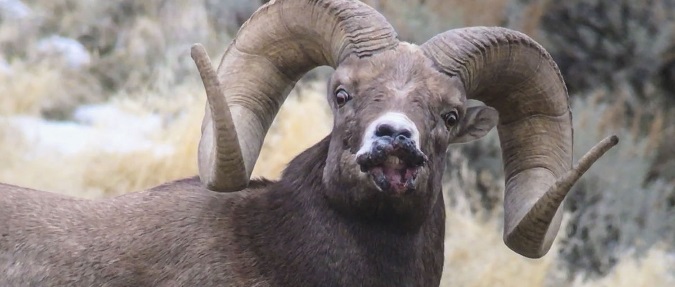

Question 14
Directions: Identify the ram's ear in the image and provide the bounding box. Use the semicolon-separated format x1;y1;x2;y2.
451;106;499;144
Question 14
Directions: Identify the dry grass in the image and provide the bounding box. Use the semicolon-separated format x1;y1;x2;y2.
251;81;333;179
0;83;202;198
569;247;674;287
0;62;58;115
0;62;96;117
0;79;329;196
440;205;558;286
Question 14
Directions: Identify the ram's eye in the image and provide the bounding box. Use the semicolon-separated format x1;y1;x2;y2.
441;111;459;127
335;88;352;107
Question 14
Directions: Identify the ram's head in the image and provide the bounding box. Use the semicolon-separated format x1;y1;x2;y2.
192;0;617;258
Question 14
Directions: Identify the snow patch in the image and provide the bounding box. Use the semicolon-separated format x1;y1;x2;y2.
0;56;10;75
0;0;32;21
36;35;91;69
73;104;164;137
4;104;174;157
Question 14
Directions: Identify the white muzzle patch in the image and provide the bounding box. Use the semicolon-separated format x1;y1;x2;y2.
356;112;421;158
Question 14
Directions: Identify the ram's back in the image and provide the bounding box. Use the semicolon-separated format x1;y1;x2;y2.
0;177;253;286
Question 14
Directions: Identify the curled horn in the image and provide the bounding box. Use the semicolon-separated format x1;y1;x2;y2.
421;27;618;258
193;0;399;191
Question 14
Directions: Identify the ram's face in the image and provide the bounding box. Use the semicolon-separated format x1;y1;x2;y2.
322;44;498;208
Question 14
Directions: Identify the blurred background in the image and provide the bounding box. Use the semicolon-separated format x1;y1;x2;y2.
0;0;673;285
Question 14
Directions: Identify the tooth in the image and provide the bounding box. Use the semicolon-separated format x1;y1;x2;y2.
385;156;400;166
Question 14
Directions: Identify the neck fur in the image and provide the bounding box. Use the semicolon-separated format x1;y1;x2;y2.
229;135;445;286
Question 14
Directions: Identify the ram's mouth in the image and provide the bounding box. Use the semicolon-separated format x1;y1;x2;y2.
356;138;428;195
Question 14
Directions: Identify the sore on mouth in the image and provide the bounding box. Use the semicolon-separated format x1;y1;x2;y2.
356;137;427;194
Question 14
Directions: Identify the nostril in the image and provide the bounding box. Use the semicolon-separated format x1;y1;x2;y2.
375;123;412;140
375;124;395;137
399;130;412;139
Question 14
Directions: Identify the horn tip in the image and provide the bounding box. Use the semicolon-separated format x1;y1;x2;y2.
610;135;619;145
191;43;205;50
191;43;207;59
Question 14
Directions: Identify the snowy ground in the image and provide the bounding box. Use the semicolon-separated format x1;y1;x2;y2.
3;104;174;157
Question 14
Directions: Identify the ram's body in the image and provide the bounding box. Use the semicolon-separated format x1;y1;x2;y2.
0;0;617;286
1;177;248;286
0;138;444;286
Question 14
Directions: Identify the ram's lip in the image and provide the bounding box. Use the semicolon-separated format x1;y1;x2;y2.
365;156;422;194
356;141;427;194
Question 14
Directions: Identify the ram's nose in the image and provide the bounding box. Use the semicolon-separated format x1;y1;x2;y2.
357;112;422;158
370;112;419;142
375;123;412;142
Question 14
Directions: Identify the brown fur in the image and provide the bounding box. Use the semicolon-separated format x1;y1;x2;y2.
0;137;444;286
0;44;498;286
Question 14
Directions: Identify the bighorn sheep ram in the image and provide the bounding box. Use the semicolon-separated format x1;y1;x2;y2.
1;0;618;285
